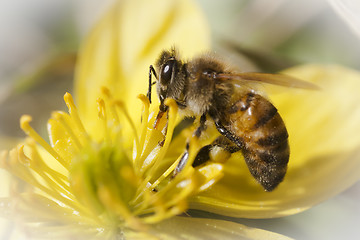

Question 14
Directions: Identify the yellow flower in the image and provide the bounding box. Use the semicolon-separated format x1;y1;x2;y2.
1;0;360;239
0;0;292;239
0;88;290;238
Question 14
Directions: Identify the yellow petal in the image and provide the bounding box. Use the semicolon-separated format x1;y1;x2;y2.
0;193;100;239
74;0;210;138
138;216;293;240
190;64;360;218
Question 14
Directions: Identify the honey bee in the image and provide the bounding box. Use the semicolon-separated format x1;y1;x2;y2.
147;47;317;191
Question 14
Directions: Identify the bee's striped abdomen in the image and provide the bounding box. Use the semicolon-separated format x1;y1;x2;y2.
227;92;289;191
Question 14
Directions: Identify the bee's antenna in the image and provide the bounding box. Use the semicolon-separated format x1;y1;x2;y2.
148;65;158;104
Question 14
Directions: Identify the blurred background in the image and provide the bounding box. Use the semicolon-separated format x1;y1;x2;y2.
0;0;359;239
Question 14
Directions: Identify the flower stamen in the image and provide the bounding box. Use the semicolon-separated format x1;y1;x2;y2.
132;99;178;201
52;111;83;150
113;100;141;157
64;93;89;140
142;99;178;182
24;140;71;193
97;98;111;144
20;115;69;170
137;94;150;155
149;153;183;190
2;145;85;214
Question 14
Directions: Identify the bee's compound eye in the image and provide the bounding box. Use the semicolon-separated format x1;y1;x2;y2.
160;59;176;85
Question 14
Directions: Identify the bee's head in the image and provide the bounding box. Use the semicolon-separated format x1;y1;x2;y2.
155;47;186;111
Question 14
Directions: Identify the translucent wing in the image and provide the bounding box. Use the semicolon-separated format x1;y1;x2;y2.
216;72;320;90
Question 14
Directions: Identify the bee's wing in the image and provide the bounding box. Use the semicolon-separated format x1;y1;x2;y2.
216;72;320;90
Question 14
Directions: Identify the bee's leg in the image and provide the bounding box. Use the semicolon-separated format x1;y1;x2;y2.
191;144;212;167
214;120;245;149
174;142;190;175
147;65;158;103
173;114;207;176
192;136;240;167
175;136;241;176
174;117;240;176
194;114;207;138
